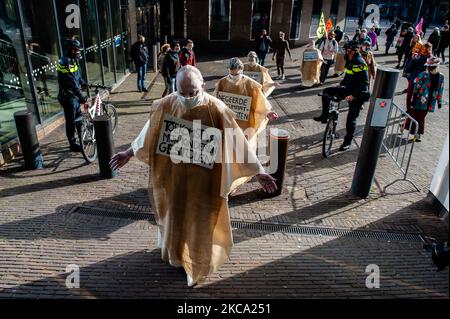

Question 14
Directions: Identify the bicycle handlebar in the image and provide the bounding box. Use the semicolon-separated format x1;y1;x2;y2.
88;83;112;91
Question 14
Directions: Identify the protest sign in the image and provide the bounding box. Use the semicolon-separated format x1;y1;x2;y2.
217;91;252;122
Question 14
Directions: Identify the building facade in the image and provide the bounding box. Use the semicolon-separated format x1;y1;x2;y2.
0;0;130;162
1;0;449;163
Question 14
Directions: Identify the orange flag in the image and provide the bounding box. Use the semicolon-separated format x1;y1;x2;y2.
325;18;333;33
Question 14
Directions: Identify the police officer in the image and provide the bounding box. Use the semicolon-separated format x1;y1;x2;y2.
314;40;370;151
57;39;88;152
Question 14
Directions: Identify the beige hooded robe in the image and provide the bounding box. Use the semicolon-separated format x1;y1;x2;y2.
213;74;272;151
131;93;264;286
301;46;324;87
243;62;276;97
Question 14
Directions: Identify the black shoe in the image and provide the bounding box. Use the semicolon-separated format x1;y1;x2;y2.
142;88;148;93
313;116;328;124
70;144;83;152
338;143;351;152
138;87;142;92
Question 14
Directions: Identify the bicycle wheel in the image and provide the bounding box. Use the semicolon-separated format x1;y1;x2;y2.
102;103;118;135
322;119;337;158
79;120;98;163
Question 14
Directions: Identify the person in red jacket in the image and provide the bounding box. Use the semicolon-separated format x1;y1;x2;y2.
179;39;196;67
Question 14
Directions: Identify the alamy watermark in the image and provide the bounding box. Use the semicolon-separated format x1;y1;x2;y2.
365;264;380;289
65;264;80;289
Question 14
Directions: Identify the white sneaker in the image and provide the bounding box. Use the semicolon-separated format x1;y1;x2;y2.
281;75;286;80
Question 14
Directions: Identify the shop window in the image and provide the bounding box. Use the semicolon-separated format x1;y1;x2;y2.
251;0;272;40
290;0;302;39
209;0;231;41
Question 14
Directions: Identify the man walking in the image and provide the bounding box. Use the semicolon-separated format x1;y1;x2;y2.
272;31;292;80
255;29;272;66
130;35;149;92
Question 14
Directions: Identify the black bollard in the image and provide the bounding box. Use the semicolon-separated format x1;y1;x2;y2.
268;128;290;197
351;67;400;198
93;115;117;179
14;111;44;169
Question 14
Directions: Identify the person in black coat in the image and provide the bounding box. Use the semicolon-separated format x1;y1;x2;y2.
385;24;398;55
428;27;441;55
255;29;273;67
436;24;449;64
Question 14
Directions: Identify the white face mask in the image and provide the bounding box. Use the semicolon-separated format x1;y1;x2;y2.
177;92;204;109
227;71;243;82
249;60;257;66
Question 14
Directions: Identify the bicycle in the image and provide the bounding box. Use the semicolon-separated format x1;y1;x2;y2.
319;93;342;158
76;84;118;163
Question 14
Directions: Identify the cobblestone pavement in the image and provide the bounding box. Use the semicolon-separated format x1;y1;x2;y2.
0;38;448;298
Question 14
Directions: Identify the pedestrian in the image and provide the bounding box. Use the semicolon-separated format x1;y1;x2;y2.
179;39;196;67
160;42;180;97
318;31;339;85
158;43;171;97
334;26;344;43
109;65;278;287
357;29;372;45
314;41;370;151
352;29;361;42
360;40;377;87
374;23;382;51
243;51;277;97
428;27;441;55
358;15;364;29
404;56;444;142
214;57;278;151
405;33;422;68
395;17;402;30
57;39;88;152
367;26;378;50
436;24;449;64
385;24;398;55
130;35;149;92
396;28;412;68
403;42;432;114
272;31;293;80
255;29;273;66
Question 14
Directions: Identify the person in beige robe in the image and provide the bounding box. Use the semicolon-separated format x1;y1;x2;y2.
243;51;277;97
300;40;324;87
109;65;278;287
213;58;278;151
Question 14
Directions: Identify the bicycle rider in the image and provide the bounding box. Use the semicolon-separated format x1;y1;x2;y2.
57;39;89;152
314;40;370;152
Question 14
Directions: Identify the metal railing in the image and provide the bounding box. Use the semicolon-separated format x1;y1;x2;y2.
381;102;420;193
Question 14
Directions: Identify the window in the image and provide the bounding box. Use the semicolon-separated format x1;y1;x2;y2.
330;0;339;26
111;0;125;76
209;0;231;41
0;0;35;144
290;0;302;39
309;0;323;38
20;0;61;121
97;0;115;85
251;0;272;40
80;0;102;85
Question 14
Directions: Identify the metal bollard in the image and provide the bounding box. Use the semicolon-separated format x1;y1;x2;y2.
156;41;161;54
93;115;117;179
14;110;44;169
153;44;158;73
351;67;400;198
268;129;290;197
164;35;168;44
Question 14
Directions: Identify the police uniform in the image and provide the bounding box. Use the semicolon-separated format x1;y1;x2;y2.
57;55;88;149
319;52;369;146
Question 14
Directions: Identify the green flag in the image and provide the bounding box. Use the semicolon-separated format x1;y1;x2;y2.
316;12;326;38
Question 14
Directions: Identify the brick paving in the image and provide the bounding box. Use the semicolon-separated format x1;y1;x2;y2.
0;38;448;298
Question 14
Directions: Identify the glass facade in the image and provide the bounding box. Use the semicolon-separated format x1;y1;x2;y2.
251;0;272;40
290;0;302;39
0;0;35;145
0;0;127;148
309;0;323;37
209;0;231;41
